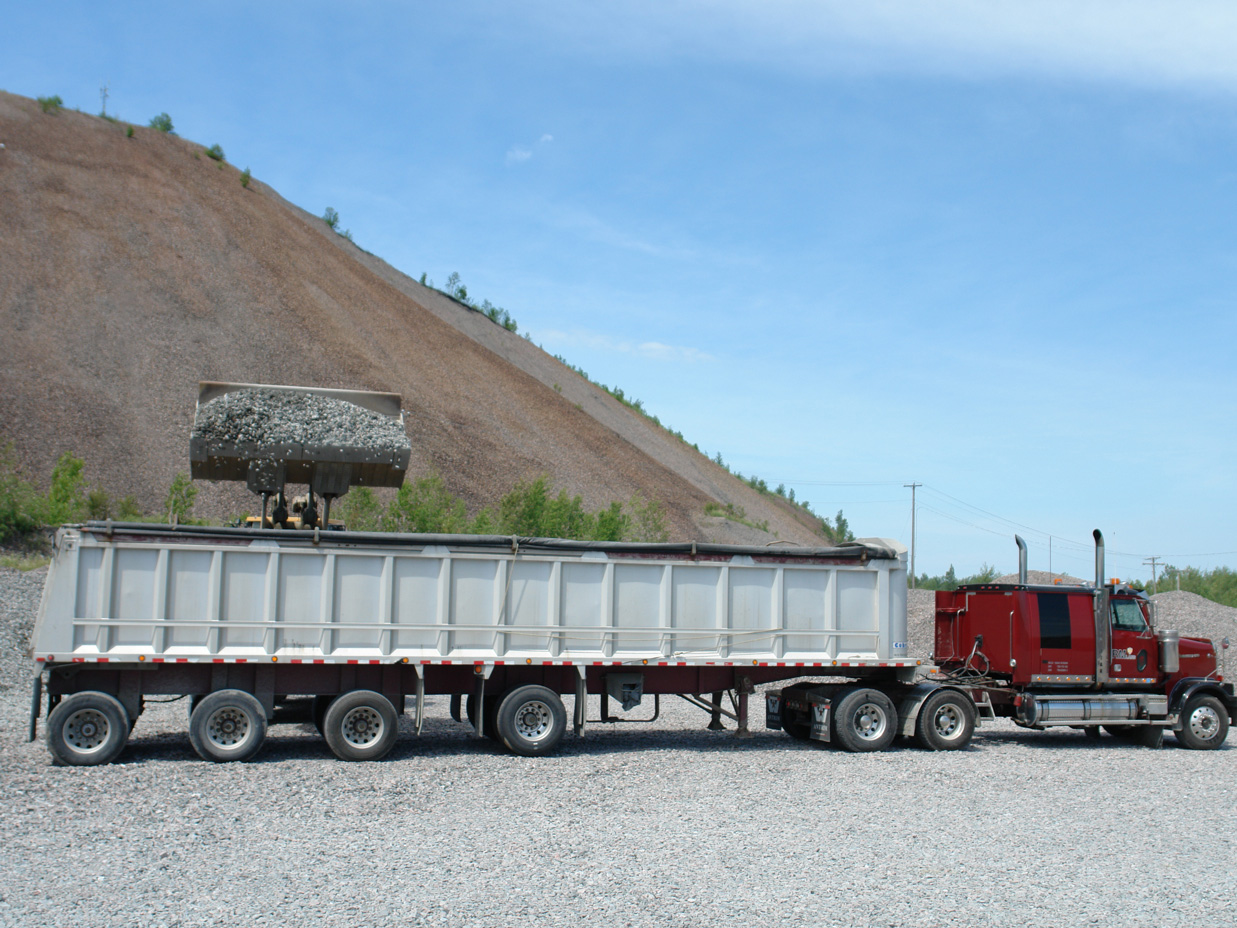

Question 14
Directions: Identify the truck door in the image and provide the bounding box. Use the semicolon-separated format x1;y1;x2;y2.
1109;598;1158;683
1033;592;1094;682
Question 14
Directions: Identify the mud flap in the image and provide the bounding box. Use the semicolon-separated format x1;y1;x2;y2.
28;673;43;743
810;701;832;742
765;693;782;730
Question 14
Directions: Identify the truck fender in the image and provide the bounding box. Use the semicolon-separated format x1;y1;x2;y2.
1169;678;1237;726
896;682;949;739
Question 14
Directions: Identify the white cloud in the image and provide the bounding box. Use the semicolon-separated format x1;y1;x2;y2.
541;329;714;363
505;133;554;165
523;0;1237;93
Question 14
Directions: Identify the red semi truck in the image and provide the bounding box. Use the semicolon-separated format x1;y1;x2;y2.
768;531;1234;751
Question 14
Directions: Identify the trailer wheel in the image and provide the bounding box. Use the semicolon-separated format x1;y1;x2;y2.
914;690;975;751
190;690;268;763
495;685;567;756
46;691;130;766
832;688;897;753
1176;695;1229;750
323;690;399;761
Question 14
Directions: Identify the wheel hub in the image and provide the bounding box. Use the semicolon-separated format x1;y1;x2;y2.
342;706;383;746
63;709;110;753
935;706;961;738
852;703;887;740
514;701;552;741
206;708;251;748
1190;706;1219;739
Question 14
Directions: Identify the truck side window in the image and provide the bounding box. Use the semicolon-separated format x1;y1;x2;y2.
1111;600;1147;631
1037;594;1071;649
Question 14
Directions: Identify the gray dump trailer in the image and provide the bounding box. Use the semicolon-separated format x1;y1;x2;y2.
28;523;953;764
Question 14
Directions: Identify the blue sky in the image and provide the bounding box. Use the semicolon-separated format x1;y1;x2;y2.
5;1;1236;580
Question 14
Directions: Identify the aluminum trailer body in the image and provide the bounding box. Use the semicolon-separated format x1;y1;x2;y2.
29;523;920;763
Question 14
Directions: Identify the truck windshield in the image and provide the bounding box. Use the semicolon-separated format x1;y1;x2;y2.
1111;600;1147;631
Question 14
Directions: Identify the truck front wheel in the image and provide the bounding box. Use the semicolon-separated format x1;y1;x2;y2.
832;688;897;753
914;690;975;751
46;691;130;766
1177;695;1229;750
495;685;567;756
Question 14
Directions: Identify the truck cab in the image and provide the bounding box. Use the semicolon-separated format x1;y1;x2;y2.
933;532;1235;749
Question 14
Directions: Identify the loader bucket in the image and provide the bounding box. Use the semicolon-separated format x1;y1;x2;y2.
189;381;411;497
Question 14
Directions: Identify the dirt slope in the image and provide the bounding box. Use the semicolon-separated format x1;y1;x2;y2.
0;92;823;544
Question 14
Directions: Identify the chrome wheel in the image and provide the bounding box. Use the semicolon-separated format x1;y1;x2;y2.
513;700;553;743
932;703;963;740
340;705;385;747
849;701;889;742
1189;704;1221;741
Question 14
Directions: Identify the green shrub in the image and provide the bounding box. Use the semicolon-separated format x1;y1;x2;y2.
335;486;383;532
382;473;468;533
322;206;340;230
37;95;63;114
149;112;174;133
117;496;144;520
87;488;112;520
163;472;198;523
205;143;225;162
126;125;134;138
0;442;39;543
39;453;89;524
240;167;251;188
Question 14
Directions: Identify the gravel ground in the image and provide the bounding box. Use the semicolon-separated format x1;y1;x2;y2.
192;389;412;453
2;567;1234;928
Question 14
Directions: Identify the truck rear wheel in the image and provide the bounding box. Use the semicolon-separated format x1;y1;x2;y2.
323;690;399;761
914;690;975;751
189;690;268;763
495;685;567;756
1177;695;1229;750
832;688;897;753
46;691;130;766
466;693;502;740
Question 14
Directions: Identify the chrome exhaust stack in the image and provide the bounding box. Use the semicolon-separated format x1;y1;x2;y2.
1093;530;1109;688
1015;535;1028;585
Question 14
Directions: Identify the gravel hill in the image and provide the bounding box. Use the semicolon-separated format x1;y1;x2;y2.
0;90;821;546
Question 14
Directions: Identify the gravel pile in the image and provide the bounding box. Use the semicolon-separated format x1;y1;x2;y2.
192;389;411;453
2;567;1234;928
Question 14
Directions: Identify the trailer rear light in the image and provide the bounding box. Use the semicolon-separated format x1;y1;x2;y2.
1013;695;1023;707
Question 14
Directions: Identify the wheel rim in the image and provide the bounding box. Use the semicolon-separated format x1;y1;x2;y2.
1189;705;1220;741
933;704;963;741
63;708;111;754
341;706;384;747
850;702;888;741
513;700;553;742
205;707;253;750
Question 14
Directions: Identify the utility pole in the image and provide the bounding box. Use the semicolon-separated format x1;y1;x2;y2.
1143;556;1161;594
1049;535;1053;577
100;82;109;117
904;482;921;588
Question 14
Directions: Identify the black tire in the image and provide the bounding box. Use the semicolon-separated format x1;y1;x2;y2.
188;694;203;721
832;687;898;753
312;695;335;735
495;685;568;756
777;686;814;741
323;690;399;761
189;690;268;763
914;689;975;751
46;691;130;766
1177;695;1229;750
466;693;502;740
